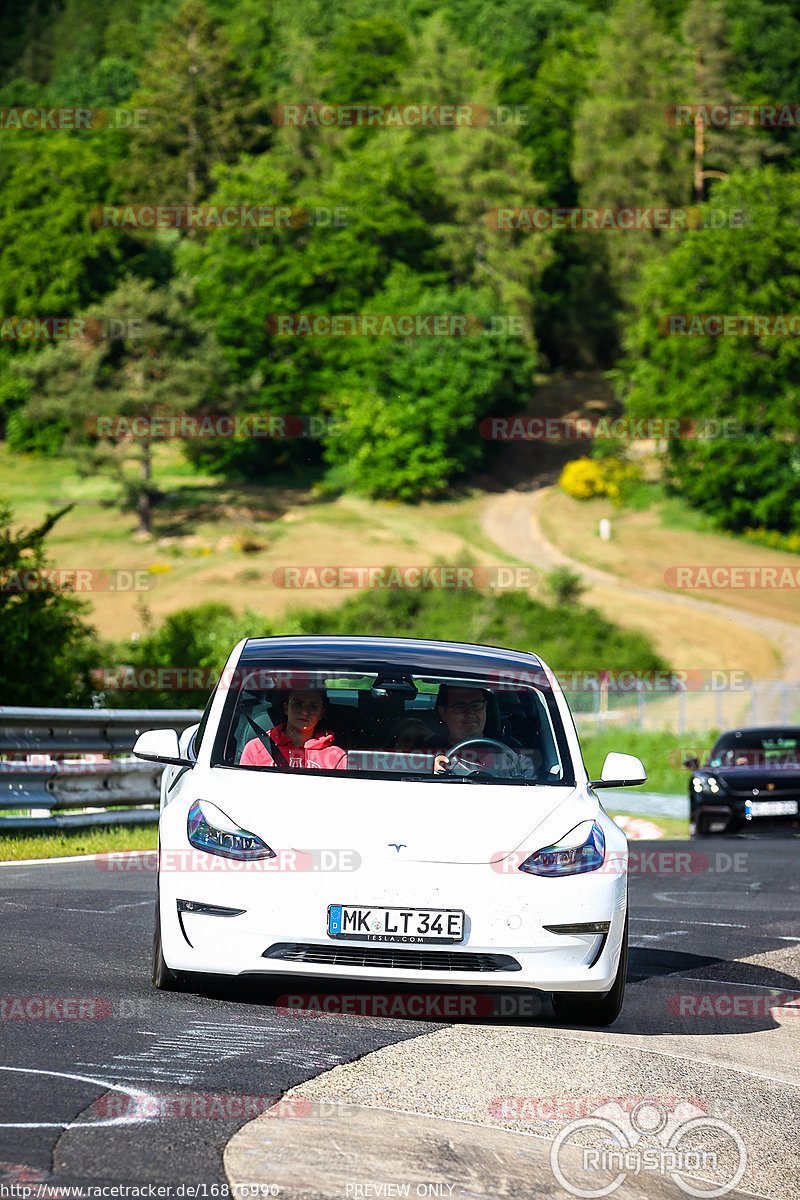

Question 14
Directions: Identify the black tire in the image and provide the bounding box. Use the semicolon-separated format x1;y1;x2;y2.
552;910;628;1028
152;890;185;991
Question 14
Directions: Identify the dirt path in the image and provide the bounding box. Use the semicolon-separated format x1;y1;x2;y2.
481;488;800;686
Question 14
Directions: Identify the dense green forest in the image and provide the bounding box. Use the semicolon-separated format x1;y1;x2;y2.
1;0;799;523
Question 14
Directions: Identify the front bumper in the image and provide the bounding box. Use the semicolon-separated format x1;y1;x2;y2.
158;856;628;994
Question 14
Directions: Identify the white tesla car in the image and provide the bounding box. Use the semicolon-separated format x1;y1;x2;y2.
134;636;645;1025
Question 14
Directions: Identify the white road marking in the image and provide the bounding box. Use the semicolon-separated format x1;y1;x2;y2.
0;1065;158;1129
632;916;749;928
2;898;152;915
683;977;800;993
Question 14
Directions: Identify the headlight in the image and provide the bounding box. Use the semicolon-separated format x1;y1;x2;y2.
187;799;276;860
692;775;722;794
519;822;605;877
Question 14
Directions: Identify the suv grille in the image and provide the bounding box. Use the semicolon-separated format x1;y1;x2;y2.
262;942;521;972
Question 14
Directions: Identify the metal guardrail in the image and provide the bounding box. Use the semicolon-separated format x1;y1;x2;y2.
0;707;203;831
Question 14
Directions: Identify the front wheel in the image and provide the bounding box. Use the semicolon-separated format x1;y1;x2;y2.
152;889;186;991
552;911;628;1027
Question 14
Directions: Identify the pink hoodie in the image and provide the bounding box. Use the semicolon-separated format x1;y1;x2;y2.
240;723;347;770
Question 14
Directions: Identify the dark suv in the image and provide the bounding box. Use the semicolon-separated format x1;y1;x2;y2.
685;727;800;836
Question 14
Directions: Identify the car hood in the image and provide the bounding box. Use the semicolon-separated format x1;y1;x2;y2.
198;768;599;865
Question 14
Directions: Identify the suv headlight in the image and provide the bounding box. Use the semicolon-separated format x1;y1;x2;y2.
187;799;276;860
692;774;723;794
519;822;605;877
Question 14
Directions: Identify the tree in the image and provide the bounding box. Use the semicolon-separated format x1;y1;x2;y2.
323;268;537;500
0;502;97;705
681;0;785;204
0;132;143;448
124;0;268;205
320;15;411;102
573;0;692;293
101;602;263;709
396;14;555;330
614;167;800;532
176;133;443;480
14;276;228;534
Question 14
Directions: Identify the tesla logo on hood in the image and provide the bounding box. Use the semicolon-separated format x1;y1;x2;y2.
388;843;407;853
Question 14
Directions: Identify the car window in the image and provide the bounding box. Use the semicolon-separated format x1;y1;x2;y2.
709;732;800;769
211;665;574;785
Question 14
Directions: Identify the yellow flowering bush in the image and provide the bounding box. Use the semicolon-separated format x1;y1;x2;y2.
559;456;640;505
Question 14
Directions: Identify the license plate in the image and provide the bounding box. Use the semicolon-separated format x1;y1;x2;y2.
747;799;799;817
327;905;465;944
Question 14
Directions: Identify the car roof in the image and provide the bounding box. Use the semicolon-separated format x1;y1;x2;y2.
239;634;546;678
713;727;800;740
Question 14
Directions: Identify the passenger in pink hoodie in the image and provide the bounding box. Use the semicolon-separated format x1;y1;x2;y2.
240;689;347;770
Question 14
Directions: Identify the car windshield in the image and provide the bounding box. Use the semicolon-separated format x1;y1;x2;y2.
707;731;800;770
212;665;573;785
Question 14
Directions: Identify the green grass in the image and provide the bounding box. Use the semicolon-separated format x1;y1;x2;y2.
0;822;158;861
580;728;709;795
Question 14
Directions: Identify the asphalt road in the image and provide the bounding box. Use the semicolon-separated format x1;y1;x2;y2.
1;834;798;1194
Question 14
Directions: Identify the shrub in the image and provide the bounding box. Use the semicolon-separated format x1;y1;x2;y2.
559;455;640;504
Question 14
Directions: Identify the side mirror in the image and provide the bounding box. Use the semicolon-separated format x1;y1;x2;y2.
682;756;699;770
589;751;647;789
133;728;193;766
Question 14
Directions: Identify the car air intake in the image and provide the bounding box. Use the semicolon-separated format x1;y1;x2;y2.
262;942;521;972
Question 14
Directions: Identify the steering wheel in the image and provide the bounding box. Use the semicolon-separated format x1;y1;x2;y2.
442;737;524;778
